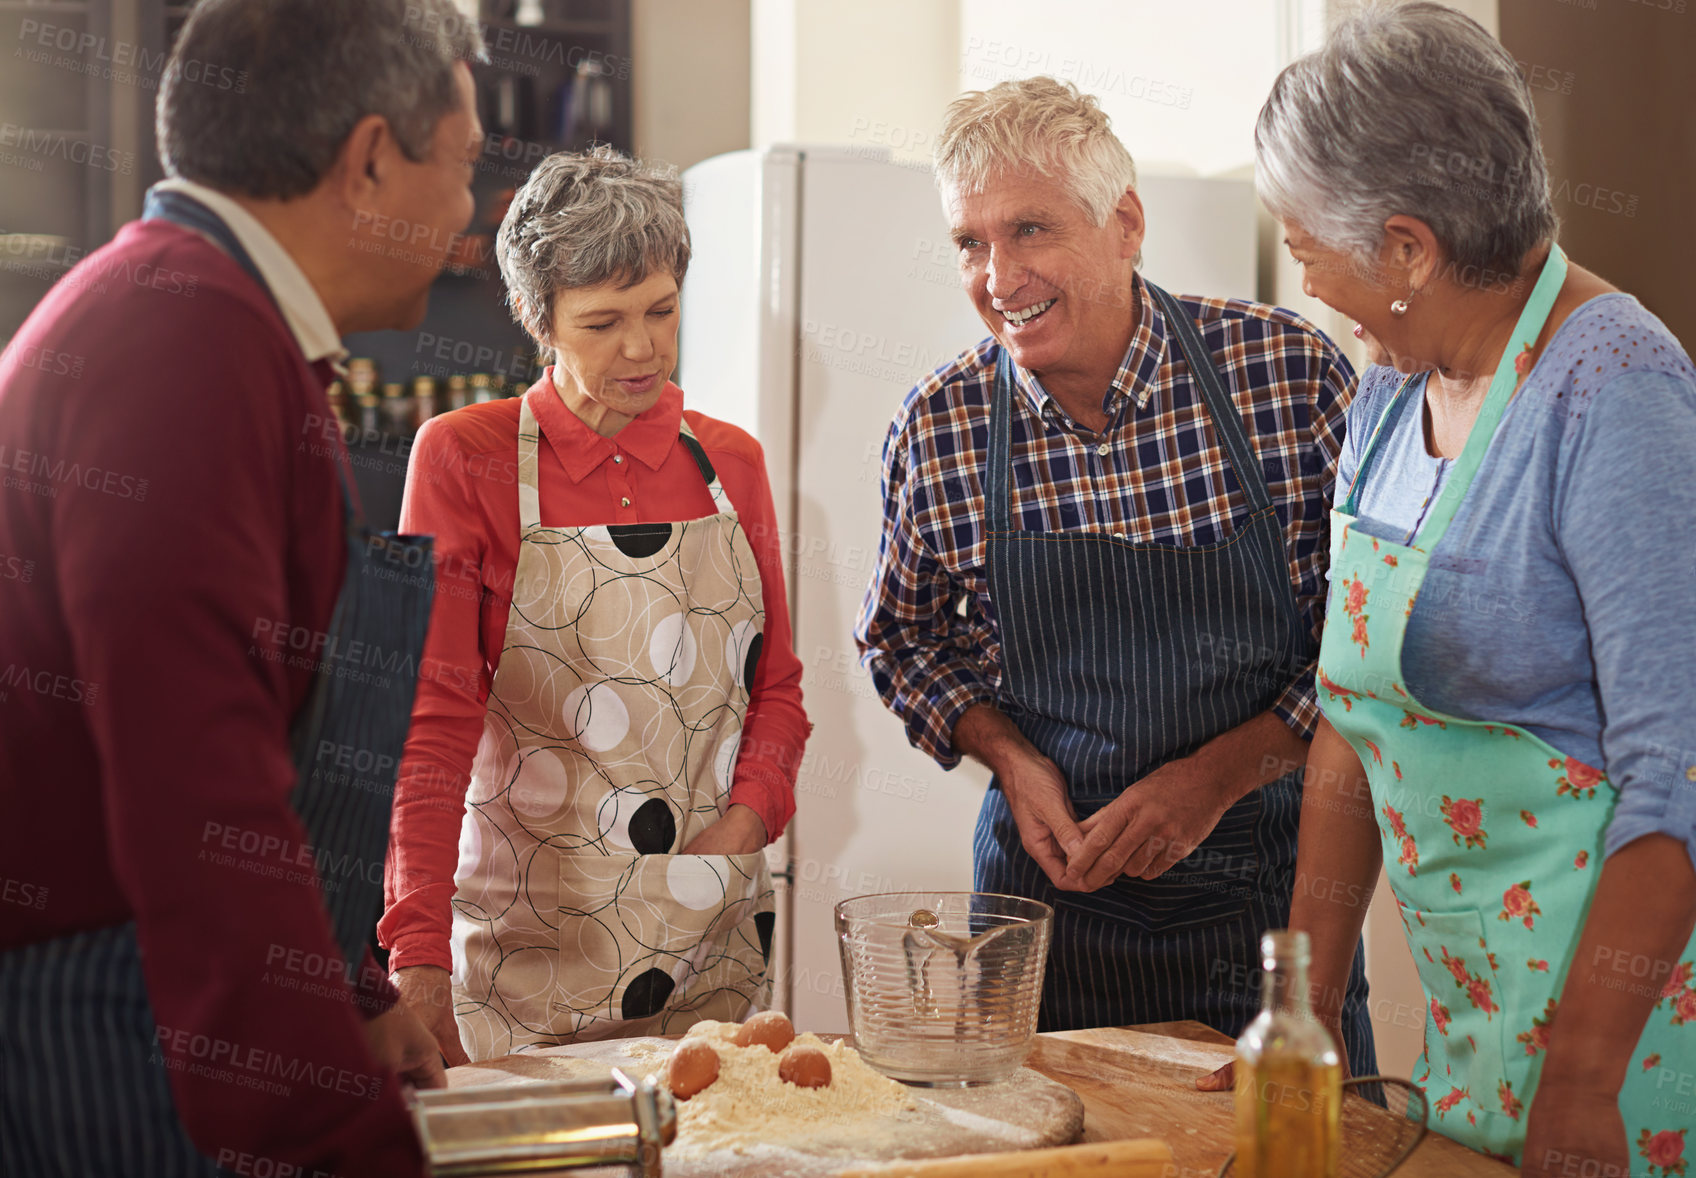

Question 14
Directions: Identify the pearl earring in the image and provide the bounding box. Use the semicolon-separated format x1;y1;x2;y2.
1390;295;1412;316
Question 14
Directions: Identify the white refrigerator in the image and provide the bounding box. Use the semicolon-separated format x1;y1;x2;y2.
677;146;1259;1032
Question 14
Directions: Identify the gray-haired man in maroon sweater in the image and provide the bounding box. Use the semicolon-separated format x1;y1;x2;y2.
0;2;486;1175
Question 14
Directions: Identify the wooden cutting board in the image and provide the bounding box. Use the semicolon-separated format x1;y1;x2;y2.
448;1037;1089;1178
1032;1024;1515;1178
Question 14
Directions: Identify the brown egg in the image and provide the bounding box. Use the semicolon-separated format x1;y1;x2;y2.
732;1010;796;1053
777;1043;832;1089
666;1040;720;1100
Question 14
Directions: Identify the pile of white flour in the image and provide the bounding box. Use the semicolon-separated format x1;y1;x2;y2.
666;1021;918;1155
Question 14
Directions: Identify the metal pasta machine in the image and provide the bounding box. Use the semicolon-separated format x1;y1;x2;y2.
410;1069;675;1176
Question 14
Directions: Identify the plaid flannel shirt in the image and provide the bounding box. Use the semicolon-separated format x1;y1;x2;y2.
854;276;1356;768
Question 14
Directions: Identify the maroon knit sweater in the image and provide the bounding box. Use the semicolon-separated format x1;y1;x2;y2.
0;218;425;1176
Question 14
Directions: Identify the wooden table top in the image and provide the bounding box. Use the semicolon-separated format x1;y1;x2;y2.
443;1021;1513;1177
1039;1021;1514;1178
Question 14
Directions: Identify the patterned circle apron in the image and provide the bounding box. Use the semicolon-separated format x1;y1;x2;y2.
450;401;774;1056
1317;245;1696;1167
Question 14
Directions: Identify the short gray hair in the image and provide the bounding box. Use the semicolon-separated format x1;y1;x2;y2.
934;77;1137;227
159;0;485;200
495;146;692;347
1255;1;1556;273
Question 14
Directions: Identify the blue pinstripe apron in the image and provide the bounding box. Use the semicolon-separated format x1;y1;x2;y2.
0;191;434;1176
972;284;1375;1077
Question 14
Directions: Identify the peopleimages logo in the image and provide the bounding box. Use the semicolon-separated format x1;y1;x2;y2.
0;665;99;705
0;442;149;502
152;1025;381;1101
15;19;169;72
14;20;248;93
402;4;633;80
3;343;86;380
0;123;135;174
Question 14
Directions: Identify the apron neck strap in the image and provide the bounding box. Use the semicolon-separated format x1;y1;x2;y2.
676;416;733;513
1341;371;1425;517
517;399;545;529
1148;283;1278;518
1415;243;1568;545
987;349;1016;535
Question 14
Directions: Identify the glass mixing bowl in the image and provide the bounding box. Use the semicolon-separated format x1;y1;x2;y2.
835;891;1053;1086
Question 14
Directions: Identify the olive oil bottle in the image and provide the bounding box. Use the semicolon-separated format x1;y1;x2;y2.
1234;930;1342;1178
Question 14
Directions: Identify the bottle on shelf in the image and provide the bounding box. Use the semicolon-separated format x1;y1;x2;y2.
344;361;382;440
356;388;382;438
1233;930;1342;1178
411;376;441;427
380;382;416;437
469;373;499;404
447;374;471;412
326;380;356;432
346;357;379;387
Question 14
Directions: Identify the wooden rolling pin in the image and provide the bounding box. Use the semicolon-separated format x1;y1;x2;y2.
840;1138;1177;1178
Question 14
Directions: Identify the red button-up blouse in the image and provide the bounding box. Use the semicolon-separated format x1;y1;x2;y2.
380;372;808;972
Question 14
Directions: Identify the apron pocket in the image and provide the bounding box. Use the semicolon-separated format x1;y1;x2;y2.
556;851;773;1024
1053;792;1261;935
1403;905;1513;1126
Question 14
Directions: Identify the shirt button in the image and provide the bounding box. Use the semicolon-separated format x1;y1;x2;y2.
1096;443;1109;457
613;455;623;464
620;497;631;508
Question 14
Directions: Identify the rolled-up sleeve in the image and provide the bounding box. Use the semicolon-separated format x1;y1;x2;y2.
1271;345;1356;739
855;413;998;769
1556;371;1696;873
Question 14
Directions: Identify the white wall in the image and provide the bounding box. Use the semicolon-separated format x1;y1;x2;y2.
632;0;752;171
751;0;1291;177
751;0;960;164
957;0;1282;177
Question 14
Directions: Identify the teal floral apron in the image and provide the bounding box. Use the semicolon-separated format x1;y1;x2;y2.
1316;245;1695;1173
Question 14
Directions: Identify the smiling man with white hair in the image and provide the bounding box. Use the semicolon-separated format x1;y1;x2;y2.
856;77;1376;1069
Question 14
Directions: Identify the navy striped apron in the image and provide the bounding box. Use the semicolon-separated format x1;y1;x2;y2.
972;284;1375;1077
0;191;434;1176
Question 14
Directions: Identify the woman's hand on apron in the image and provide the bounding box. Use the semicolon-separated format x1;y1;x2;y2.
392;964;472;1069
1062;760;1231;891
680;803;768;855
1519;1082;1628;1178
364;995;449;1091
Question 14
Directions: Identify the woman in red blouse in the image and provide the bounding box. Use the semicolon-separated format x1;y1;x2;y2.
380;146;809;1064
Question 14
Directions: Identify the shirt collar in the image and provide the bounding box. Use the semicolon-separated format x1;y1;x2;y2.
1122;274;1168;410
151;178;348;371
1004;273;1166;423
525;367;685;483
